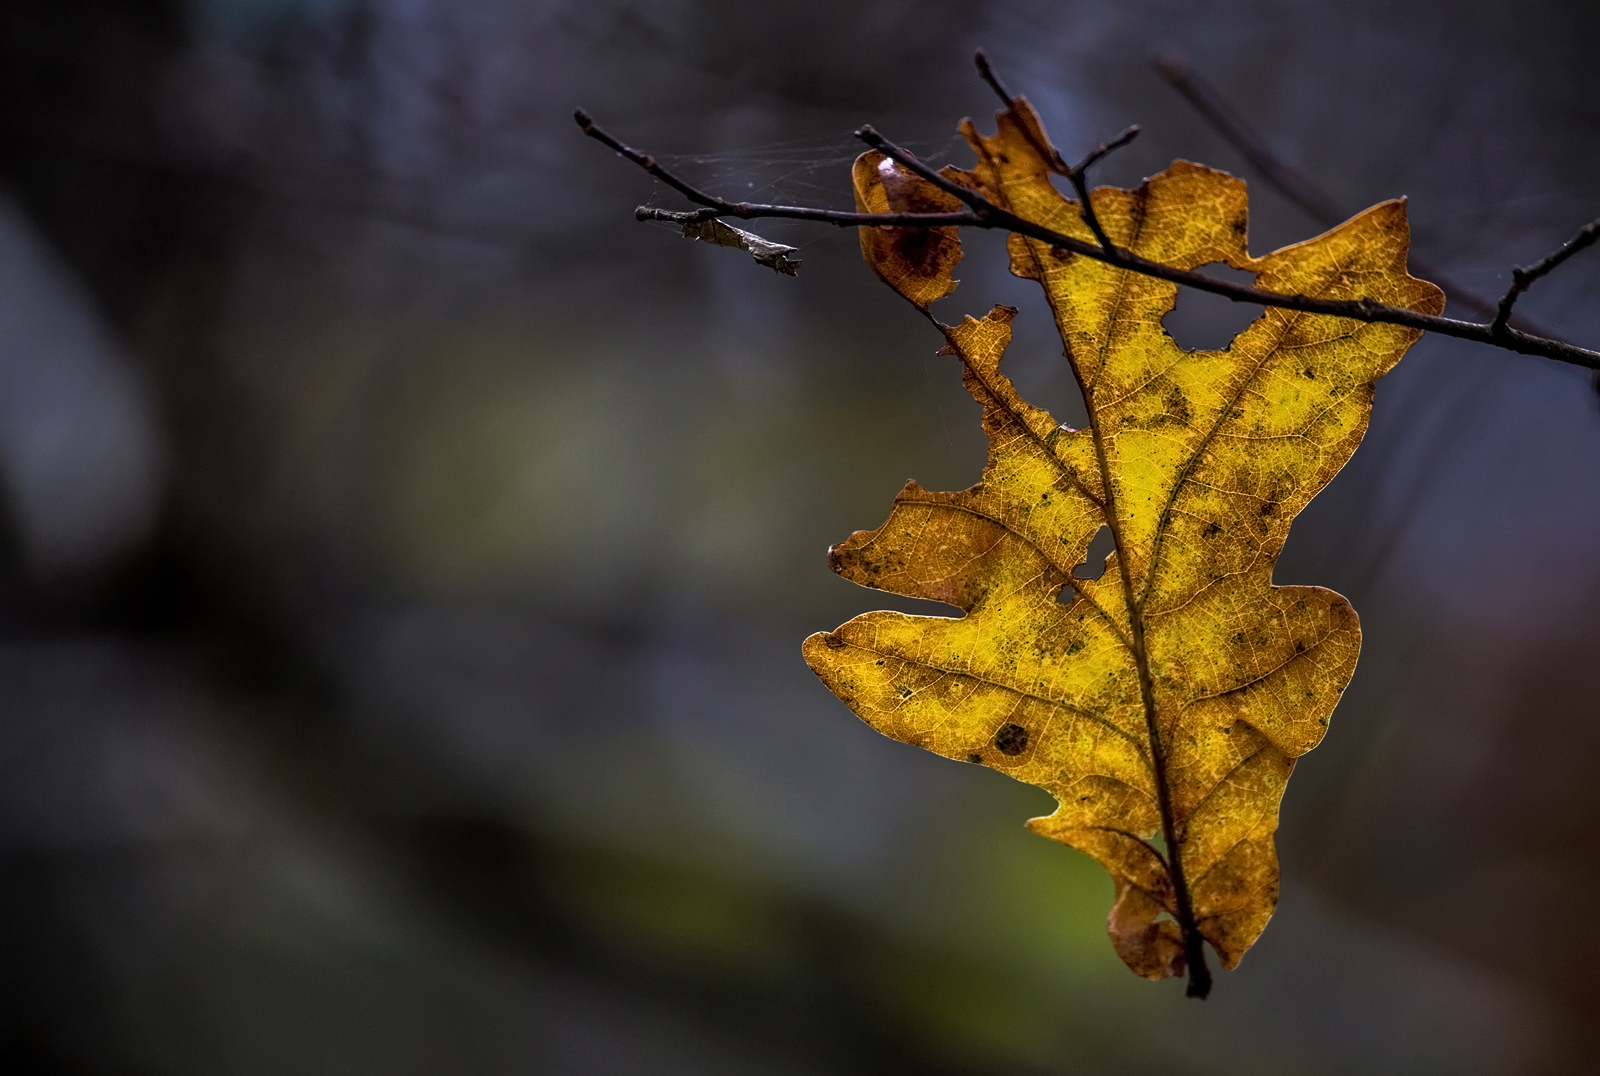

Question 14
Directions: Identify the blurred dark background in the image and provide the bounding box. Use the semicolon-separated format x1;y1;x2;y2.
1;1;1597;1072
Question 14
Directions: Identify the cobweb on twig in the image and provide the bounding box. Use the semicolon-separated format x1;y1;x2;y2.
638;133;969;250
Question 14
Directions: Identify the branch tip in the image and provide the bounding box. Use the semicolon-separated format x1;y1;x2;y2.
974;48;1016;107
1151;49;1189;82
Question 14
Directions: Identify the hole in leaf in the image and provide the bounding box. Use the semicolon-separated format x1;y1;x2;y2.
1162;262;1263;351
1072;526;1115;580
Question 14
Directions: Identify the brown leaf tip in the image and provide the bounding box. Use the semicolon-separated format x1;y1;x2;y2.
825;543;845;573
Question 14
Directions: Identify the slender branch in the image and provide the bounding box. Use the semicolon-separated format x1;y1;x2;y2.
636;206;727;225
1493;215;1600;335
577;111;977;229
971;50;1079;180
1075;304;1214;998
1152;51;1558;338
1067;170;1114;254
967;54;1206;996
575;109;1600;371
574;108;719;211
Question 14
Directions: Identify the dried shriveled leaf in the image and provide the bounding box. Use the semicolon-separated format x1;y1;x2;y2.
851;150;968;305
681;218;801;275
804;100;1443;991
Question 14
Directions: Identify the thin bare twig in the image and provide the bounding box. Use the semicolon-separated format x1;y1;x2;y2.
964;53;1210;998
1492;215;1600;336
972;51;1074;178
1152;50;1557;338
1069;124;1142;178
575;108;1600;371
576;110;977;229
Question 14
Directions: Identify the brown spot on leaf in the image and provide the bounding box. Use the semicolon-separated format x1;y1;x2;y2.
993;723;1029;756
1164;384;1192;425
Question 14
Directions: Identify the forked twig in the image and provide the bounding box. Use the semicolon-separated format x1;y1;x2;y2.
1064;125;1140;254
974;50;1138;252
1492;216;1600;336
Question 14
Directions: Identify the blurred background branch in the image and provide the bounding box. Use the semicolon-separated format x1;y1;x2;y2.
1153;50;1566;337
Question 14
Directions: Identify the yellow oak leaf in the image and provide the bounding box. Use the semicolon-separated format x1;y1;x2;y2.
803;100;1443;995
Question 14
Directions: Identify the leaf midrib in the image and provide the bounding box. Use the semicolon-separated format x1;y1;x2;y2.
1016;181;1211;989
